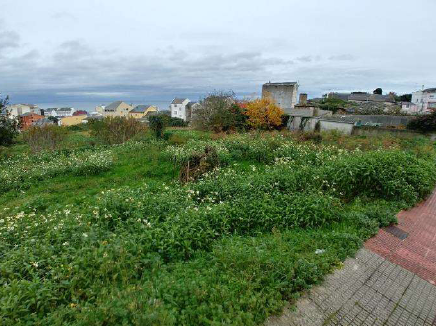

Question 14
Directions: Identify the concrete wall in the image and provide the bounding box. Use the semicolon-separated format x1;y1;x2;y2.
352;126;423;138
330;115;414;127
319;120;354;135
262;83;298;112
288;116;320;131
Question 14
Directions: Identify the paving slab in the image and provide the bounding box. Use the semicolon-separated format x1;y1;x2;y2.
267;190;436;326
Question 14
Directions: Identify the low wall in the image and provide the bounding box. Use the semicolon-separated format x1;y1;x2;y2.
320;120;354;135
330;115;414;127
352;126;423;138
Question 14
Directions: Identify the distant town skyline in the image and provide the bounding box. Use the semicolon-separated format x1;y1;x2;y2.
1;0;435;108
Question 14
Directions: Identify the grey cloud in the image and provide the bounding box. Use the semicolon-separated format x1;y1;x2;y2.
329;54;356;61
51;12;76;20
0;30;20;51
296;56;313;63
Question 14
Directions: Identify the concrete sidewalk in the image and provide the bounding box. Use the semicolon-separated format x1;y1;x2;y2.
267;191;436;326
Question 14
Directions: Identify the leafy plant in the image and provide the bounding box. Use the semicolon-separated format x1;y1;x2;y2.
407;110;436;133
148;115;166;138
0;95;19;146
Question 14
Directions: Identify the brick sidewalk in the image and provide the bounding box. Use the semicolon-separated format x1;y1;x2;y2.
366;190;436;284
267;191;436;325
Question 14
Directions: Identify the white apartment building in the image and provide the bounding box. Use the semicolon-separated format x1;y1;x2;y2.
170;98;190;121
411;88;436;113
6;104;41;119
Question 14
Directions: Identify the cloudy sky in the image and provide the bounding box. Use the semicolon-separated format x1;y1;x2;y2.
1;0;435;110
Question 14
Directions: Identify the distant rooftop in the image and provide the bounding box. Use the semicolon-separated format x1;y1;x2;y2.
263;82;298;86
423;88;436;93
172;98;188;104
131;105;152;113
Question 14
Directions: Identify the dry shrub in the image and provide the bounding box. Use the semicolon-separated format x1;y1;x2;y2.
297;131;323;144
179;146;219;183
23;125;68;152
89;117;146;144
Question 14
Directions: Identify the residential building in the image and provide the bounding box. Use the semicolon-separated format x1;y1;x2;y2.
33;118;57;127
60;115;88;126
73;110;88;116
103;101;133;117
411;88;436;113
128;105;158;119
186;101;201;122
19;112;44;130
43;108;58;117
56;107;76;117
6;104;41;119
95;105;106;114
262;82;299;112
170;98;190;121
328;92;396;105
82;116;104;124
348;93;395;105
401;102;419;114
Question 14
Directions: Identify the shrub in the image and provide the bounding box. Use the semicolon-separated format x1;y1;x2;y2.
244;97;284;130
0;96;19;146
89;117;146;144
192;91;243;132
23;125;68;152
148;115;166;138
407;110;436;133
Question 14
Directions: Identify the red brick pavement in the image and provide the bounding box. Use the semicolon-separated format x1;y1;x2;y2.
365;190;436;284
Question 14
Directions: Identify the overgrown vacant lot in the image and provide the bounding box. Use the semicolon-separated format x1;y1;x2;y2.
1;130;435;325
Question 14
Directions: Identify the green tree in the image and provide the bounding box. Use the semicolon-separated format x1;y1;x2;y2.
373;88;383;95
148;115;166;138
0;95;20;146
192;91;245;132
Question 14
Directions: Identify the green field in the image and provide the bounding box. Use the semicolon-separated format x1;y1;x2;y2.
1;129;435;325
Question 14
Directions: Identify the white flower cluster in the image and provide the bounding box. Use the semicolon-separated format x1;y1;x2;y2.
0;149;113;192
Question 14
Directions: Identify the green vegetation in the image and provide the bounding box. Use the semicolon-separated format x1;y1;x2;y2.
408;110;436;133
0;129;435;325
0;95;20;147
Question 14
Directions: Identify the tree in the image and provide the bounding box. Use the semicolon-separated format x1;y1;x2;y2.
192;91;244;132
407;110;436;133
373;88;383;95
0;95;20;146
47;116;59;124
148;115;166;138
244;98;284;130
399;94;412;102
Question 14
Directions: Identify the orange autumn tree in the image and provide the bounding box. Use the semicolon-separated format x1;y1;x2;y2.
244;97;284;130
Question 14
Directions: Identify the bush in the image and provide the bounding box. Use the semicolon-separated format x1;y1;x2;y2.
148;115;166;138
244;98;285;130
0;96;19;146
407;110;436;133
23;125;68;152
192;91;246;132
89;117;146;144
